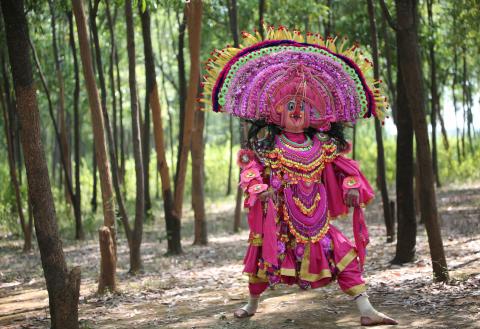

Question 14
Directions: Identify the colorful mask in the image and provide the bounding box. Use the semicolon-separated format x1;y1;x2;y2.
200;25;388;128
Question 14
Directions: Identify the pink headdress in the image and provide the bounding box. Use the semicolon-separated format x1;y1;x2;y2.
200;25;388;127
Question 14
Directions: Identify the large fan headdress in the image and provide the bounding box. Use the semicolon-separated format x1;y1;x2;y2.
199;25;388;126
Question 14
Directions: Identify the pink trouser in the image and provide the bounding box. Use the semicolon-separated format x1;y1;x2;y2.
249;256;365;296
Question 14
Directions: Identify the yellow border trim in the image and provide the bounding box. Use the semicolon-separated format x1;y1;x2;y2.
299;243;332;282
344;284;366;296
280;268;297;277
336;249;357;272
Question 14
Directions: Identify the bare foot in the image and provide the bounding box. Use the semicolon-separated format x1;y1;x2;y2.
360;313;398;326
233;307;255;318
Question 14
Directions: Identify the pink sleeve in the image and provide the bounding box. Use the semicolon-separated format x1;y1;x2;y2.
332;155;375;206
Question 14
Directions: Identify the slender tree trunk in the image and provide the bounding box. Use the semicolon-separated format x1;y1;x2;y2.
105;1;119;168
140;5;180;254
174;9;187;185
1;1;80;327
367;0;394;242
226;0;240;198
29;35;80;240
426;0;440;187
192;107;207;245
325;0;333;37
380;13;397;124
394;0;448;282
352;126;356;160
67;11;84;240
172;0;203;253
258;0;265;38
90;0;133;248
138;4;152;218
72;0;117;293
125;0;145;273
0;51;31;251
392;63;416;264
226;117;234;195
227;0;246;233
91;147;98;212
48;0;72;204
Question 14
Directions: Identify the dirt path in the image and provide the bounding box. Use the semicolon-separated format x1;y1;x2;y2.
1;184;479;329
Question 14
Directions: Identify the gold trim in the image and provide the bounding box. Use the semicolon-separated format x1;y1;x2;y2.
299;243;332;282
280;268;297;277
248;275;269;284
248;233;263;246
344;284;366;296
257;268;267;280
336;249;357;272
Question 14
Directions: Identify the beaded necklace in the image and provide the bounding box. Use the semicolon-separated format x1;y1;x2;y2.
278;133;313;151
265;133;338;183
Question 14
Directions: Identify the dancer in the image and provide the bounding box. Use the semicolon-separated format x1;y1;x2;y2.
200;25;397;326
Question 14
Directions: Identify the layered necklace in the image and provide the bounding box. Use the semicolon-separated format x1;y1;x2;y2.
266;132;337;183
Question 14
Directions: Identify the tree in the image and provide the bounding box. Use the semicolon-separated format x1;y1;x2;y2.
366;0;394;242
125;0;145;273
426;0;441;187
192;85;207;246
67;10;84;240
48;0;72;205
0;0;80;327
0;48;32;252
384;0;449;282
72;0;117;293
170;0;203;254
380;0;417;265
139;4;179;252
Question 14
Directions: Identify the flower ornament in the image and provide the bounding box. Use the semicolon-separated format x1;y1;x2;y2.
239;167;262;192
236;149;256;169
343;176;361;189
248;183;268;194
247;183;269;206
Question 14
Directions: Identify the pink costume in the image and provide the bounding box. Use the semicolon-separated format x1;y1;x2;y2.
238;131;374;297
200;25;388;300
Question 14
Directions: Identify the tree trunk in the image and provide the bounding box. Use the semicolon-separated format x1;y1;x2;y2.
0;50;31;251
91;147;98;212
394;0;448;282
366;0;394;242
67;10;84;240
426;0;440;187
192;92;207;246
105;1;119;170
226;0;240;197
140;5;180;254
227;0;245;233
172;0;203;253
125;0;145;273
1;1;80;327
29;34;80;240
391;61;416;264
138;4;153;218
325;0;333;37
258;0;265;38
48;0;72;205
91;0;133;248
380;12;397;124
72;0;117;293
174;9;187;184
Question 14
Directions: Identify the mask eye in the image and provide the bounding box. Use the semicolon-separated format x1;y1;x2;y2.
300;102;305;112
287;101;295;111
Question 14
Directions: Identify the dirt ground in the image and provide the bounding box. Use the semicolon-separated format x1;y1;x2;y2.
1;183;479;329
